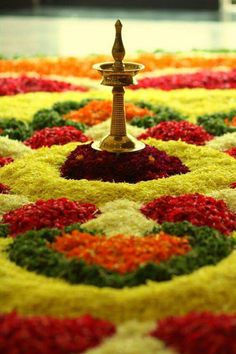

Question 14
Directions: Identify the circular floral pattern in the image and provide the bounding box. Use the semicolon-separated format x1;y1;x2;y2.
24;126;90;149
138;121;213;145
8;221;235;288
1;139;236;205
2;198;100;236
0;231;236;321
60;143;189;183
2;53;236;339
141;193;236;235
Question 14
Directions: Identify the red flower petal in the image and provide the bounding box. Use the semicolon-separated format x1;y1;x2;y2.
225;147;236;158
3;198;100;236
131;70;236;90
151;312;236;354
138;121;213;146
141;193;236;235
0;75;87;96
0;157;14;167
0;312;115;354
24;126;90;149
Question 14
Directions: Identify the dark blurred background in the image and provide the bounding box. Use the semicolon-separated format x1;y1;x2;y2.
0;0;219;10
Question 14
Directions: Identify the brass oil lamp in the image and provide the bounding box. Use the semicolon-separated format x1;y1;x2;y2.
92;20;145;153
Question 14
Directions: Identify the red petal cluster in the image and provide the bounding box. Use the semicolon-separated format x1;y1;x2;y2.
131;69;236;90
24;126;89;149
0;312;115;354
141;193;236;235
0;156;14;167
0;76;87;96
138;120;213;145
0;183;10;194
151;312;236;354
225;146;236;158
60;143;189;183
230;182;236;188
3;198;100;236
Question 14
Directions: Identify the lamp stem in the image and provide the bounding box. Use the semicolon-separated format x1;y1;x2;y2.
110;86;126;136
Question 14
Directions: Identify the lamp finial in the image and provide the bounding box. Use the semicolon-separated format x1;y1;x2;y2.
112;19;125;71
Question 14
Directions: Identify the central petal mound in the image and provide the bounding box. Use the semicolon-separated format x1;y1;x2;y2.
60;143;189;183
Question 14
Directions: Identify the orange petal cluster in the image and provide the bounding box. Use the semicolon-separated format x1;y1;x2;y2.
1;54;236;79
51;230;191;274
224;116;236;127
137;53;236;71
0;56;109;79
63;100;152;126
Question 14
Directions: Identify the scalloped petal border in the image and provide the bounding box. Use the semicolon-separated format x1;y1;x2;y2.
0;139;236;205
1;237;236;324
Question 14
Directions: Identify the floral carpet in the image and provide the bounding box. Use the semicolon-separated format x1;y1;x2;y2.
1;51;236;353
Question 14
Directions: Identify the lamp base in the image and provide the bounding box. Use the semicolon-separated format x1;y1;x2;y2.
91;134;145;153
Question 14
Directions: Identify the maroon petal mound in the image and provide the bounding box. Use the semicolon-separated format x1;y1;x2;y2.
3;197;100;236
0;312;115;354
141;193;236;235
24;126;90;149
151;312;236;354
138;120;213;146
60;143;189;183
